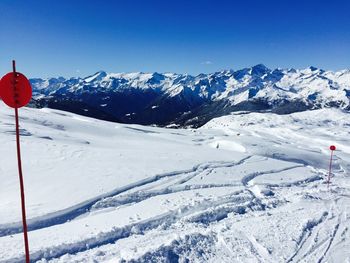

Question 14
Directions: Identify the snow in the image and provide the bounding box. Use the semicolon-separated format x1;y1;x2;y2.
0;104;349;262
208;139;246;152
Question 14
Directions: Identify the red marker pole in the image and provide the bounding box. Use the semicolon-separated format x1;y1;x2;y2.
0;60;32;263
13;60;30;263
327;145;336;190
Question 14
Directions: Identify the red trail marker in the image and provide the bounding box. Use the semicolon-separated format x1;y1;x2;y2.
0;60;32;263
327;145;336;189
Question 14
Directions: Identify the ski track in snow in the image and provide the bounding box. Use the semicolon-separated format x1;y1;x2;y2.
0;155;304;238
286;211;329;263
0;155;313;262
2;162;321;262
277;183;350;263
0;157;251;237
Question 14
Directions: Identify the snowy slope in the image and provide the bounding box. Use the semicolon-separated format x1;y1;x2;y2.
0;104;349;262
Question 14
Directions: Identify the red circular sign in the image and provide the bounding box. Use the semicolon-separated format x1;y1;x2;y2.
0;72;32;108
330;145;336;151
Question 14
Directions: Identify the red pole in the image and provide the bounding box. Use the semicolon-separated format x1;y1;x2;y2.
13;60;30;263
327;145;336;190
327;150;333;189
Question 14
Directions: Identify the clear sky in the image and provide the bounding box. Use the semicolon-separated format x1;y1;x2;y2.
1;0;349;78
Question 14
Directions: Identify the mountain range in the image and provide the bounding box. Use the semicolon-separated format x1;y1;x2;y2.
29;64;350;127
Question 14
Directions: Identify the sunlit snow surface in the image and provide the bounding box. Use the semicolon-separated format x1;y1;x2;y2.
0;104;349;262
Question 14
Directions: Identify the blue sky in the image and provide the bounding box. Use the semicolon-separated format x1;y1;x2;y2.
0;0;349;77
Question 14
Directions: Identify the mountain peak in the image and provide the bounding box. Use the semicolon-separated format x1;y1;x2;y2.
308;66;319;71
250;64;270;76
84;71;107;82
252;64;269;70
146;72;165;84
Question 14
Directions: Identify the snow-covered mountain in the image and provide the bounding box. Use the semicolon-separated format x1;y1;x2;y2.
30;65;350;127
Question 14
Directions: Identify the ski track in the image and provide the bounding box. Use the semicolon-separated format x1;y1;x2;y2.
245;233;272;263
286;194;348;263
286;212;329;263
317;221;340;263
4;188;261;262
0;156;254;237
241;165;303;186
123;232;216;263
87;155;301;218
1;153;333;262
316;199;344;263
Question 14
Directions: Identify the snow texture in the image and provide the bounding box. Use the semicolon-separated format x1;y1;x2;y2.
0;104;349;262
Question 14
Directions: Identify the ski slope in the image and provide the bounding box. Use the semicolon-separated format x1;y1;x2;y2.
0;104;349;262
